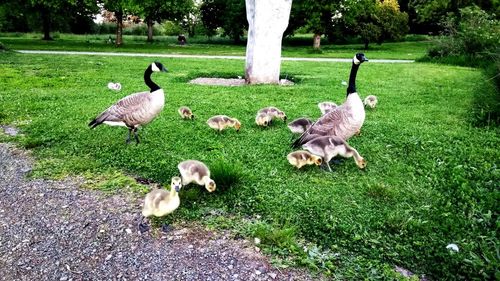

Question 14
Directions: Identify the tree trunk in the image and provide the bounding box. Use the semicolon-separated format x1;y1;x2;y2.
115;10;123;46
41;7;53;41
245;0;293;84
146;18;154;42
313;33;321;49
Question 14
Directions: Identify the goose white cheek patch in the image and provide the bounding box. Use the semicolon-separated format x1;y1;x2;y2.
152;63;160;72
353;56;361;65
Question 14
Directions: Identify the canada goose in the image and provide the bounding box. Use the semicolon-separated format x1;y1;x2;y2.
89;62;168;144
302;135;367;172
318;102;338;115
364;95;378;109
138;176;182;233
287;150;322;169
255;112;272;127
258;106;287;122
178;106;194;120
292;53;368;147
206;115;241;132
178;160;216;192
287;117;313;134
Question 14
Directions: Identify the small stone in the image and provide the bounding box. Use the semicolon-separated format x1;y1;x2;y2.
268;272;277;279
105;254;112;261
255;270;262;275
254;246;260;252
60;276;68;281
254;237;261;245
227;265;233;270
188;244;194;249
232;274;239;279
125;228;132;234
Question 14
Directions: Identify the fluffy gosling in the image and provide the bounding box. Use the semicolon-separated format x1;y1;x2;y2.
255;112;273;127
178;106;194;120
287;117;313;134
258;106;287;122
287;150;323;169
139;176;182;233
178;160;216;192
364;95;378;109
302;135;367;172
318;101;338;115
207;115;241;132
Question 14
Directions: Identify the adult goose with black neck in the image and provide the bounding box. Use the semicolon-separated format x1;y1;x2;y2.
292;53;368;147
89;61;168;144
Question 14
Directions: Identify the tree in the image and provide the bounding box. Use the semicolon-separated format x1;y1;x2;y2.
200;0;247;43
103;0;134;46
134;0;194;42
287;0;342;49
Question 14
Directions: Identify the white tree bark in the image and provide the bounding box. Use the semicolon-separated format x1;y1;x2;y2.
245;0;292;84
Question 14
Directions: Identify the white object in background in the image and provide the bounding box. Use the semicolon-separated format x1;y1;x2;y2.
446;243;459;252
107;82;122;91
341;80;348;86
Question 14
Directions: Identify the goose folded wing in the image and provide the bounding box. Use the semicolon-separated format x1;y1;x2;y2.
98;91;152;122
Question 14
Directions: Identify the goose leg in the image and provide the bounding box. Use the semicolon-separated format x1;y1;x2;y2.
133;128;140;144
125;128;133;144
138;216;150;233
161;223;172;233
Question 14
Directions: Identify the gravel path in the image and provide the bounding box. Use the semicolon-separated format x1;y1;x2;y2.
17;50;415;63
0;143;317;281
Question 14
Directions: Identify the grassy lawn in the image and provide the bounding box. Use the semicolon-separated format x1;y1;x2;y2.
0;51;498;280
0;33;430;60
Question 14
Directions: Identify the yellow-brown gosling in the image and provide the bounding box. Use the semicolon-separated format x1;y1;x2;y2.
287;117;313;134
206;115;241;132
292;53;368;147
364;95;378;109
178;160;216;192
178;106;194;120
287;150;323;169
139;176;182;233
258;106;287;122
255;112;272;127
89;61;168;144
318;101;338;115
302;135;367;172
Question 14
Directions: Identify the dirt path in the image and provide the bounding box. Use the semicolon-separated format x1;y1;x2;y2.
17;50;415;63
0;143;317;281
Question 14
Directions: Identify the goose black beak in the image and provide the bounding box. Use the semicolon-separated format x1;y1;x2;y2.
162;67;168;72
174;186;180;192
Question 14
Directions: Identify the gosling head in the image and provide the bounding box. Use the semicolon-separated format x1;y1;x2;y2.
234;120;241;132
152;61;168;72
171;176;182;192
356;158;367;169
278;112;287;122
205;179;216;192
353;53;368;65
312;155;323;166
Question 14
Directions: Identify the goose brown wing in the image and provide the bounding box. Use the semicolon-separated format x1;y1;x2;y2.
92;91;152;125
292;106;346;147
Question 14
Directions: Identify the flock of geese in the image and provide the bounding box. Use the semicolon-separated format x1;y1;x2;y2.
88;53;376;232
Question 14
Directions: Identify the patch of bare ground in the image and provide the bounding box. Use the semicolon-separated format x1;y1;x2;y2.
189;78;294;86
0;143;319;281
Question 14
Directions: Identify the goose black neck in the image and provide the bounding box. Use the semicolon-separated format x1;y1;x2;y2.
346;62;360;97
144;65;161;92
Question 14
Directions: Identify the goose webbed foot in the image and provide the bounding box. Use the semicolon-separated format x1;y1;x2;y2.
138;216;150;233
329;158;344;165
320;162;334;172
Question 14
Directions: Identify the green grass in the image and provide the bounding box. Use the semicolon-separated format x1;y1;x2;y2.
0;51;498;280
0;32;430;60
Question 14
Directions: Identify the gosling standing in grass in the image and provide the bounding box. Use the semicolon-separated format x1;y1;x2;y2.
257;106;287;122
287;150;323;169
89;61;168;144
364;95;378;109
206;115;241;132
178;160;216;192
287;117;314;134
302;135;367;172
139;176;182;233
255;112;272;127
178;106;194;120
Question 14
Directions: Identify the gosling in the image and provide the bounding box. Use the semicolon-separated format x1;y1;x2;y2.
287;117;313;134
287;150;323;169
364;95;378;109
178;160;216;192
318;102;338;115
178;106;194;120
302;135;367;172
207;115;241;132
255;112;272;127
258;106;287;122
139;176;182;233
